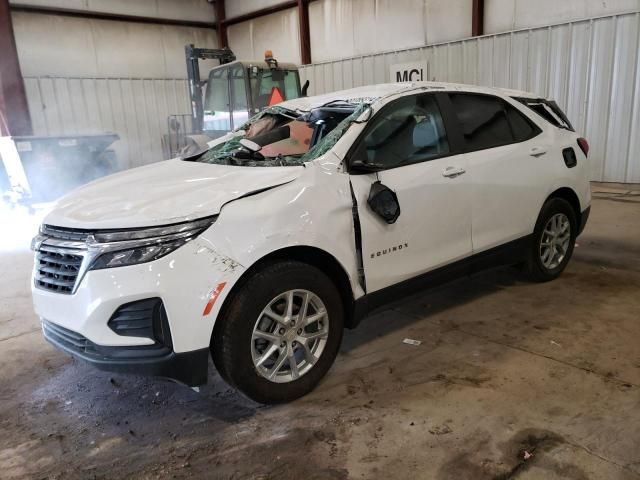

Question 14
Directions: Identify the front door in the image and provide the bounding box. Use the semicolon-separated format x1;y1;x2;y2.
348;93;472;293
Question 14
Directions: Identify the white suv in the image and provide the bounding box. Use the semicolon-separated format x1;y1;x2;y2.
31;82;591;403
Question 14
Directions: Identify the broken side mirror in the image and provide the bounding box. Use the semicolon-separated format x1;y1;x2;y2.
367;181;400;224
349;144;384;173
350;158;385;174
301;80;310;97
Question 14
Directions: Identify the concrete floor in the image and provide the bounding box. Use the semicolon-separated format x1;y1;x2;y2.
1;184;639;480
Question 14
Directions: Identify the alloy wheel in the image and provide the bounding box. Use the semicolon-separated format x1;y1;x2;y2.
539;213;571;269
251;289;329;383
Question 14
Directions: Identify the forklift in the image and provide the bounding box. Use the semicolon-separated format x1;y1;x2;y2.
164;45;308;158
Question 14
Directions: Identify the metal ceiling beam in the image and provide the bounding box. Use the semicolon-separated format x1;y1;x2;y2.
472;0;485;36
10;3;217;29
0;0;31;136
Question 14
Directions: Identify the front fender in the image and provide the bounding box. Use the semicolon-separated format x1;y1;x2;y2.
197;166;363;328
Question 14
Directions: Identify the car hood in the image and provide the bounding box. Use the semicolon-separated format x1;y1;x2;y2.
44;159;303;229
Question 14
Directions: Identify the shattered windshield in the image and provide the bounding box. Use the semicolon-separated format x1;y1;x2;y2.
192;102;371;167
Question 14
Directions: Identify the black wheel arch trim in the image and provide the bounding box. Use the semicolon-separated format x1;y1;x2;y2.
212;245;360;334
544;187;584;232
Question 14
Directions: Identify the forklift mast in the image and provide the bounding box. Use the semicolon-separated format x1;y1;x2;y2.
185;44;236;134
162;45;307;159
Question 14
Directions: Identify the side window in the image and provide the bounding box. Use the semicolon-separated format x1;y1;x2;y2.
449;93;539;151
515;98;573;131
505;104;538;142
353;94;449;170
205;67;229;114
230;66;248;111
283;71;300;99
230;66;249;128
449;94;513;150
203;67;231;131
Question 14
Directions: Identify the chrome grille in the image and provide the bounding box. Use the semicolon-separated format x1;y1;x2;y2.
34;225;89;294
35;245;84;294
41;224;91;242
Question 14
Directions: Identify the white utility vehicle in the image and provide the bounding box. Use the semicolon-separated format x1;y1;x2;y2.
31;82;591;403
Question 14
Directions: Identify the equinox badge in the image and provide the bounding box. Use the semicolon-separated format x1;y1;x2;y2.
370;243;409;259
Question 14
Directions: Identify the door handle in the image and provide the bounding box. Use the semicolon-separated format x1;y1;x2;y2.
529;146;547;157
442;166;466;178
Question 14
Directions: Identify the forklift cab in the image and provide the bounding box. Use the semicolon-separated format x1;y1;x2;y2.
163;46;306;159
202;59;302;137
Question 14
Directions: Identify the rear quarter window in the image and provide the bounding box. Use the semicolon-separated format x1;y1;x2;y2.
513;97;574;131
506;105;538;142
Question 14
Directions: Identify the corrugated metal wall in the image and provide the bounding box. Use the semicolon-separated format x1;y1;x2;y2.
226;0;640;65
23;76;190;168
13;9;217;169
9;0;216;22
228;7;301;64
299;12;640;183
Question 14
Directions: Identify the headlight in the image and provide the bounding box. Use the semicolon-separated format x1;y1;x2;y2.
88;216;216;270
90;237;193;270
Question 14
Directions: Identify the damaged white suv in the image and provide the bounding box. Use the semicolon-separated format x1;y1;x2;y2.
32;82;591;403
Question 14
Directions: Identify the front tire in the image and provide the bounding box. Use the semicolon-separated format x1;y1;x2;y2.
211;260;344;404
524;197;577;282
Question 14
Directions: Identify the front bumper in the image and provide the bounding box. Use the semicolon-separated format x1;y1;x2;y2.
32;237;245;353
42;319;209;386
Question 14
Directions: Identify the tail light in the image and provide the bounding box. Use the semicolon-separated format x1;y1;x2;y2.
577;138;589;157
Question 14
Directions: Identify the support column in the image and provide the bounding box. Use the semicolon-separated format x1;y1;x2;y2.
472;0;485;37
297;0;311;64
215;0;228;49
0;0;31;136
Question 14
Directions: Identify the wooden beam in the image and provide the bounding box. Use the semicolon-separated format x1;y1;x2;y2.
214;0;228;48
0;0;32;136
472;0;484;36
297;0;311;64
10;3;217;29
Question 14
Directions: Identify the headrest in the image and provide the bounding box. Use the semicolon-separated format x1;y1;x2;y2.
413;120;438;148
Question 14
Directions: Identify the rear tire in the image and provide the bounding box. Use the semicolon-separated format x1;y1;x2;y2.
211;260;344;404
524;197;577;282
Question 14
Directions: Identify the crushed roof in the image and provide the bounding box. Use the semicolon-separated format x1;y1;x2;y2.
279;81;541;111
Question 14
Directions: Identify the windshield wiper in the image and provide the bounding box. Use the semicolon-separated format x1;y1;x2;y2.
181;147;210;161
231;149;265;161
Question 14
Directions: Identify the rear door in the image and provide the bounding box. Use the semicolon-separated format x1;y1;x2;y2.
348;92;472;293
446;93;547;253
